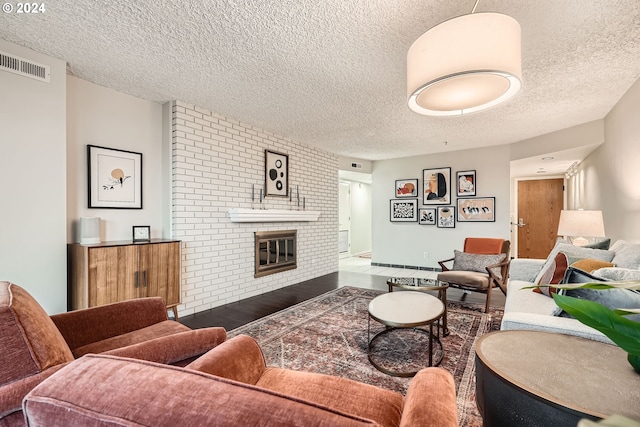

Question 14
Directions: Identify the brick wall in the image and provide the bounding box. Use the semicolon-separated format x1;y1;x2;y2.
171;101;339;315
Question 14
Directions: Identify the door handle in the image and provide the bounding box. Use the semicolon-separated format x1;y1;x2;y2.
134;271;139;288
142;271;147;288
511;218;526;227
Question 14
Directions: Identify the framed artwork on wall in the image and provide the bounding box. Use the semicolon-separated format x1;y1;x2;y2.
437;206;456;228
395;178;418;198
457;197;495;222
456;170;476;197
390;199;418;222
265;149;289;197
419;208;436;225
423;167;451;205
88;145;142;209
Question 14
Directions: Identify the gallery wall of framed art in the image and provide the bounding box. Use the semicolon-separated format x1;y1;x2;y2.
388;168;497;229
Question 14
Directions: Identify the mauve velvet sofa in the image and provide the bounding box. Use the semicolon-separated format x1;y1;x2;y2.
0;281;227;426
23;334;459;427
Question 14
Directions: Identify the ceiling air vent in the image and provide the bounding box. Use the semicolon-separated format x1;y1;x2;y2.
0;50;50;83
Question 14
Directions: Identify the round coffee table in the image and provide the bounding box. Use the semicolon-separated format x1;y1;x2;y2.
387;277;449;336
367;291;445;377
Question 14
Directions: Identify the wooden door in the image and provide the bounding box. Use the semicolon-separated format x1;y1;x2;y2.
139;242;180;306
88;245;138;306
517;179;564;258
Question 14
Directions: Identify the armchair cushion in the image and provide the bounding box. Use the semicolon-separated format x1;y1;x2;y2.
452;250;506;278
0;282;73;385
0;364;67;422
50;297;170;353
103;327;227;366
188;335;404;426
186;333;266;384
72;320;191;358
24;355;379;427
257;368;403;427
400;367;458;427
438;270;490;290
463;238;505;254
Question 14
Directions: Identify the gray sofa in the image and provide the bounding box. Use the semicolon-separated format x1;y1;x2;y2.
501;240;640;344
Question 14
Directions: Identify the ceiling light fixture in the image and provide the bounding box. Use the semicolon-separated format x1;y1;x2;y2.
407;0;522;116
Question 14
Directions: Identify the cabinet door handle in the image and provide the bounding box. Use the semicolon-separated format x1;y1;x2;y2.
142;271;147;287
134;271;139;288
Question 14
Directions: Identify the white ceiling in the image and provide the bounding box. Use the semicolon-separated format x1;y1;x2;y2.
2;1;639;172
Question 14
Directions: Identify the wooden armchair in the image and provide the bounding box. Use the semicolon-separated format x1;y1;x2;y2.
437;238;511;312
0;281;226;426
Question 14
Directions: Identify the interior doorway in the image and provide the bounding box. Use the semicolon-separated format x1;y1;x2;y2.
516;178;565;258
338;181;351;258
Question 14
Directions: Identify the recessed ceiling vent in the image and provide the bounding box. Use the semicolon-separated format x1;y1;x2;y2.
0;51;50;83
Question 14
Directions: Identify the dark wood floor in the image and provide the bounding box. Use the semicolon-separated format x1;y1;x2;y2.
179;271;506;331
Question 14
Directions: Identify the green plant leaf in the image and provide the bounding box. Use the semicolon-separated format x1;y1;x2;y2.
614;308;640;316
552;293;640;355
524;280;640;291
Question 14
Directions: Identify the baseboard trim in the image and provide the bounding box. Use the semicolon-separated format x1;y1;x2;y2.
371;262;442;272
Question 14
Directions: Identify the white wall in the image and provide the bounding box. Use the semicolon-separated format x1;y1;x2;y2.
347;180;372;255
0;40;67;314
372;145;511;269
66;76;166;242
567;76;640;242
510;120;605;162
171;102;339;315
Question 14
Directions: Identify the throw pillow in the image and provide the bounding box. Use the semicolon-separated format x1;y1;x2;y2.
452;250;506;279
561;266;607;285
592;267;640;282
533;242;615;285
534;252;569;297
611;242;640;269
582;238;611;250
552;267;608;316
555;267;640;322
570;258;614;273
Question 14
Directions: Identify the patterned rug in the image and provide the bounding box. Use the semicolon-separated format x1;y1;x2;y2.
228;286;502;427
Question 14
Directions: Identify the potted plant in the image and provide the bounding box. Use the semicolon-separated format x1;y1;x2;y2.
536;281;640;373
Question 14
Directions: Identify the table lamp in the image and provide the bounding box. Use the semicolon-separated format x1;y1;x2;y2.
557;210;605;246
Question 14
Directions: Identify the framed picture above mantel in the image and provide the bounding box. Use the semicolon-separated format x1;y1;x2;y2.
265;149;289;197
88;145;142;209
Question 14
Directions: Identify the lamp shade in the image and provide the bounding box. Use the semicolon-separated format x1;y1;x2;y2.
557;210;606;239
407;12;522;116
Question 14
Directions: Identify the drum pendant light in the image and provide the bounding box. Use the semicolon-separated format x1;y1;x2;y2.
407;2;522;116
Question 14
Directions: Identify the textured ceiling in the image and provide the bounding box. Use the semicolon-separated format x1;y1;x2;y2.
1;0;640;162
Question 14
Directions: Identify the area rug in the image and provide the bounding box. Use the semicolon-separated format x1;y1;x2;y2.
228;286;503;427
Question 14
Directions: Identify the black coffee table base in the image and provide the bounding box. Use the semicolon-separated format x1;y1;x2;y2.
367;325;443;377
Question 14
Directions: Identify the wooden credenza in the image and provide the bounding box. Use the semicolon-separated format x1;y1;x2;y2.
68;239;181;319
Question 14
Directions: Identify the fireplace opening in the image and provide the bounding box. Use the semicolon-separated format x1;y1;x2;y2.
255;230;297;278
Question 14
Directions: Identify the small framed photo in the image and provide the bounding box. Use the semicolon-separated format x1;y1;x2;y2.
457;197;496;222
395;179;418;198
88;145;142;209
456;170;476;197
390;199;418;222
265;149;289;197
423;167;451;205
437;206;456;228
132;225;151;242
419;208;436;225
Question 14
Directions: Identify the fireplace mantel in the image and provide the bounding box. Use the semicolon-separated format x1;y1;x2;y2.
228;208;320;223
